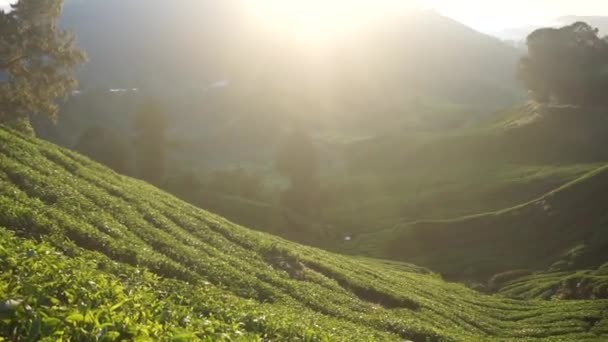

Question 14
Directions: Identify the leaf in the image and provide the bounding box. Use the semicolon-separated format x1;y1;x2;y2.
110;298;129;312
43;316;62;329
171;332;197;342
103;331;121;340
66;312;85;324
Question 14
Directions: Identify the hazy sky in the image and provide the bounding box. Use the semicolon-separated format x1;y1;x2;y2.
423;0;608;31
2;0;608;33
0;0;10;11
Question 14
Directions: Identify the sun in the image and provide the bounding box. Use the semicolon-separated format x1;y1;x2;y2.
243;0;417;44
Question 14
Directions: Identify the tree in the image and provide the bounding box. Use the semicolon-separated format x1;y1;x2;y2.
0;0;86;123
276;127;321;218
132;99;168;186
75;125;129;174
518;22;608;106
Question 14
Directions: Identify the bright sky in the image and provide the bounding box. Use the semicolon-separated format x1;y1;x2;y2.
423;0;608;31
2;0;608;33
0;0;10;11
246;0;608;43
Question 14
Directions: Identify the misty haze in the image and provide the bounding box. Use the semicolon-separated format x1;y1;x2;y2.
1;0;608;341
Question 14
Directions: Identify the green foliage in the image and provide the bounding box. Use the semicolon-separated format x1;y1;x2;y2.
326;104;607;241
0;125;607;341
206;169;265;201
518;22;608;105
132;99;168;186
3;116;35;136
0;229;333;341
277;128;319;189
75;125;130;174
0;0;86;122
351;161;608;282
277;128;322;219
496;268;608;301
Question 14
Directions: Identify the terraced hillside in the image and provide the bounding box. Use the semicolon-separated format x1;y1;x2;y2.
1;126;608;341
351;163;608;286
326;104;608;240
494;267;608;300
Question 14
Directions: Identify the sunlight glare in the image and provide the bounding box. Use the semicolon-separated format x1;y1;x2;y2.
244;0;418;44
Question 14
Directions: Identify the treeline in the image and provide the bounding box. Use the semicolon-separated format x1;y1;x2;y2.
73;99;167;186
72;105;329;243
519;22;608;106
163;125;329;245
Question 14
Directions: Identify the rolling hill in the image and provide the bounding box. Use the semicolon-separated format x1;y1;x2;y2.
52;0;522;166
62;0;520;106
1;126;608;340
323;104;608;239
351;164;608;278
343;106;608;300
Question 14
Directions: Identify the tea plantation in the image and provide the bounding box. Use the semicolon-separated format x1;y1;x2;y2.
352;163;608;283
1;126;607;341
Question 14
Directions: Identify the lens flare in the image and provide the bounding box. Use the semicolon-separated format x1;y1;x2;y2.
243;0;417;44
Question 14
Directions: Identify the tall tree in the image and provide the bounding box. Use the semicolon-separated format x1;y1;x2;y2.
132;99;168;186
75;125;129;174
518;22;608;105
0;0;86;124
277;127;321;218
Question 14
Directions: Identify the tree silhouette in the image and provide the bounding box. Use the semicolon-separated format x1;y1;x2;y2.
277;127;321;218
518;22;608;106
132;99;168;186
75;125;129;174
0;0;86;123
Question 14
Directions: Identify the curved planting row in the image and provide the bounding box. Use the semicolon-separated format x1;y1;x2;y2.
0;126;607;341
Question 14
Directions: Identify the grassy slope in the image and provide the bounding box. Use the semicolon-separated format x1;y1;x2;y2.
164;105;598;244
350;158;608;286
495;266;608;301
325;162;597;238
324;104;608;239
0;126;608;341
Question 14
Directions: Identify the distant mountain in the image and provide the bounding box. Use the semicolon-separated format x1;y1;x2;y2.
61;0;237;90
54;0;524;170
61;0;521;112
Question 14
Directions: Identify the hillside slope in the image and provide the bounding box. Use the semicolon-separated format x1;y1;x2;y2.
351;163;608;283
326;104;608;239
1;126;608;341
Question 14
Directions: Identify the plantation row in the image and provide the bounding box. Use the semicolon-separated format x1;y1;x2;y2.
0;126;607;341
496;267;608;300
0;228;367;341
351;162;608;283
